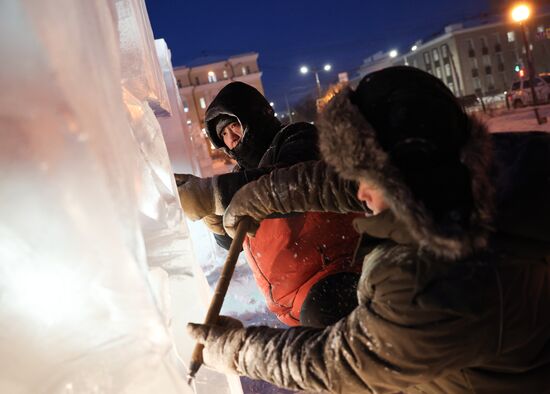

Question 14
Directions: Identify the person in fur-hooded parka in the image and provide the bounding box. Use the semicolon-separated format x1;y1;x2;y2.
187;67;550;393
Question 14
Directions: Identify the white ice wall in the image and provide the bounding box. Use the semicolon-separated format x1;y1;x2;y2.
0;0;240;393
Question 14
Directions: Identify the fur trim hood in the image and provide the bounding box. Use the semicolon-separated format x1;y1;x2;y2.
318;79;494;260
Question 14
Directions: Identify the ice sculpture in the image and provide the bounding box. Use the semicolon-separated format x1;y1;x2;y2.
0;0;240;393
116;0;171;116
155;39;198;175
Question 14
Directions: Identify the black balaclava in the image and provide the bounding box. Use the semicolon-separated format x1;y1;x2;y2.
205;82;281;169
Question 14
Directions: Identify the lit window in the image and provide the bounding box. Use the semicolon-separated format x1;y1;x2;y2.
242;66;247;75
223;69;228;79
441;44;449;58
186;119;192;125
182;99;189;113
445;63;452;77
537;25;544;33
207;71;217;83
423;52;431;64
199;97;206;109
432;49;440;62
507;31;515;42
436;67;442;79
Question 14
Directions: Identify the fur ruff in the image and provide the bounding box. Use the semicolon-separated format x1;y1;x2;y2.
318;87;494;260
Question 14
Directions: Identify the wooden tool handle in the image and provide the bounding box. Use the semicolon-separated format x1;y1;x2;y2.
187;217;252;383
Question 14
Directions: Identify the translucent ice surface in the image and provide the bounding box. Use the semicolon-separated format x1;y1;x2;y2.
0;1;240;393
116;0;171;116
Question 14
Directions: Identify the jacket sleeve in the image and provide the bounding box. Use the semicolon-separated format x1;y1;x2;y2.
233;247;498;393
223;161;368;234
215;124;320;208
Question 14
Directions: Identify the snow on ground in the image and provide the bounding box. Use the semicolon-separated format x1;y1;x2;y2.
483;104;550;133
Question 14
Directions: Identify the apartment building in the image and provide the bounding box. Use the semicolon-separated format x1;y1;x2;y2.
358;12;550;97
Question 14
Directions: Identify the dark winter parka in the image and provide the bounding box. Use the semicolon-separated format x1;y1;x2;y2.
219;68;550;392
205;82;362;325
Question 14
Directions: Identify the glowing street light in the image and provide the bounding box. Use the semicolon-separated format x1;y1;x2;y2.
269;101;275;107
299;64;332;97
511;4;530;22
510;3;547;124
411;45;418;52
389;49;398;58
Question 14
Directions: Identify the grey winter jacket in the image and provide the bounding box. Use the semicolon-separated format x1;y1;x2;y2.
222;131;550;393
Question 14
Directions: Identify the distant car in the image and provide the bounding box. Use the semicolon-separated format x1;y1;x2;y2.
506;76;550;108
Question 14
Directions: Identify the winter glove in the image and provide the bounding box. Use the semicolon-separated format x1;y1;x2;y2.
175;173;223;221
202;214;226;235
187;316;246;375
223;161;367;238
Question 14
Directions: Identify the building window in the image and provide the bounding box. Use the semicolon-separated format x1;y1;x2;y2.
432;49;440;62
441;44;449;58
496;53;505;72
223;69;228;79
199;97;206;109
242;66;248;75
445;63;452;77
470;57;478;69
480;36;489;55
177;79;182;88
436;67;443;79
182;99;189;113
467;39;475;57
494;33;502;52
486;74;495;91
448;81;456;94
207;71;217;83
507;31;515;42
194;76;200;85
186;119;192;125
472;78;481;95
246;65;251;74
423;52;431;70
412;58;418;68
482;55;491;66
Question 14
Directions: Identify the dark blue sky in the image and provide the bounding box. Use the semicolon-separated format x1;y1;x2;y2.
146;0;490;107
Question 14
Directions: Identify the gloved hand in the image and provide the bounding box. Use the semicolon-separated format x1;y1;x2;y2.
187;316;246;375
175;173;217;221
202;214;226;235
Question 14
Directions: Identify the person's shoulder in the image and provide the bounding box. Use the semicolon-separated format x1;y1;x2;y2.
276;122;317;140
359;244;496;320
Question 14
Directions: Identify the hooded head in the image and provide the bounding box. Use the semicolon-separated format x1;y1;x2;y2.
318;67;493;259
205;82;281;169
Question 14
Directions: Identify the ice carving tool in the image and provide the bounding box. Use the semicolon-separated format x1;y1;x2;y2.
187;217;252;385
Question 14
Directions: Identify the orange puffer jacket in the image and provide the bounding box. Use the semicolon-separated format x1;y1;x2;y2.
243;211;362;326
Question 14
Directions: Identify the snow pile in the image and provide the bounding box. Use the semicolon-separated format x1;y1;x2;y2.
0;0;240;393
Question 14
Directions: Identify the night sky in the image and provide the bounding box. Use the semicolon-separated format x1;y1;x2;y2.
146;0;490;107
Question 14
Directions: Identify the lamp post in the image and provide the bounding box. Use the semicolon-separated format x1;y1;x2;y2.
511;3;547;124
300;64;332;98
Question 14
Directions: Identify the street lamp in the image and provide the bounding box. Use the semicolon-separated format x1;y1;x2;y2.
511;3;547;124
300;64;332;98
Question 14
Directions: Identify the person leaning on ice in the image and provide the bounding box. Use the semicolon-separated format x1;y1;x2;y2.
187;67;550;393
